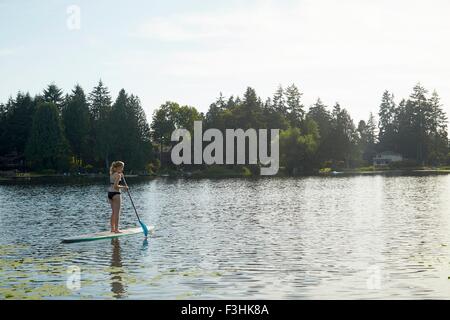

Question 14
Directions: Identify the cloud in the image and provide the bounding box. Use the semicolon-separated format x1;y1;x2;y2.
130;0;450;79
131;3;277;42
124;0;450;121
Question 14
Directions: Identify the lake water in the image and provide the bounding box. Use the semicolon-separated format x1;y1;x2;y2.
1;174;450;299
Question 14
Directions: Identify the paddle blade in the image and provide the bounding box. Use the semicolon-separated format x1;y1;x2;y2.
140;221;149;237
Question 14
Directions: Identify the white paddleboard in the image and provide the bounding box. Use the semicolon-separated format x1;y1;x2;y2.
62;226;155;243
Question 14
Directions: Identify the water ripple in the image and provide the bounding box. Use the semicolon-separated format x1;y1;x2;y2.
1;175;450;299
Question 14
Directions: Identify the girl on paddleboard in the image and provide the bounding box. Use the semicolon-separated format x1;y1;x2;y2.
108;161;128;233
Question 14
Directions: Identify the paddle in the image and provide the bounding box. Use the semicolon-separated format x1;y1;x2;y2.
122;176;149;237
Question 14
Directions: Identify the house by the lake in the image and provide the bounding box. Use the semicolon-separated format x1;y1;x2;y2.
373;151;403;166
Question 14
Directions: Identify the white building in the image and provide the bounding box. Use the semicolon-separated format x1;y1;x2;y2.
373;151;403;166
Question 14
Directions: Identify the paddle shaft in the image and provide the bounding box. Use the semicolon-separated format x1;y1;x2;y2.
122;176;142;224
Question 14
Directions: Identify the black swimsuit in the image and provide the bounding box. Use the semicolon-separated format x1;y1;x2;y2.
108;191;120;200
108;177;124;200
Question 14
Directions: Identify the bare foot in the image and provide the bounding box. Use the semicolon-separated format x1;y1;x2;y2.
113;230;122;234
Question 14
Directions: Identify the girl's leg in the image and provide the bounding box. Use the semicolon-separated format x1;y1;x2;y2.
112;195;122;233
109;198;116;232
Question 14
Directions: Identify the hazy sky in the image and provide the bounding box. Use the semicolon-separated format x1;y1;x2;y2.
1;0;450;124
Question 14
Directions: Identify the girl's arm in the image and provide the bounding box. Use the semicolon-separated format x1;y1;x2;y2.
113;173;128;191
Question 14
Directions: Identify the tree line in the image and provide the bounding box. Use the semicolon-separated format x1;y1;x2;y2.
0;81;153;173
151;83;449;174
0;81;448;174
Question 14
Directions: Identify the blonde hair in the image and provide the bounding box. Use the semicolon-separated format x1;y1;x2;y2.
109;161;125;175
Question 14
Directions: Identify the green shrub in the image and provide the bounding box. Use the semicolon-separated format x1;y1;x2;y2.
357;166;375;171
323;161;333;168
147;160;161;173
242;166;252;176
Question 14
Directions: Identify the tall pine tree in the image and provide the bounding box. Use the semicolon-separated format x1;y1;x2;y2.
1;92;36;156
88;80;113;170
378;90;396;152
43;83;64;113
62;84;91;164
25;102;69;171
285;84;304;127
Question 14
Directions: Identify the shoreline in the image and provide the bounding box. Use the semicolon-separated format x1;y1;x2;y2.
0;173;155;182
2;168;450;182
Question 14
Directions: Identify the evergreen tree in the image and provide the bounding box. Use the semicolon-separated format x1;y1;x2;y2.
1;92;36;155
428;90;448;164
375;84;450;165
261;96;289;131
366;112;377;146
395;98;414;159
226;95;240;109
307;98;332;165
233;87;264;129
25;102;69;170
129;94;152;144
272;85;286;115
109;89;130;165
357;113;377;162
126;94;154;170
285;84;304;127
407;83;431;163
43;83;64;113
88;80;113;170
378;90;396;151
330;103;357;167
366;112;377;161
205;93;229;130
62;85;91;164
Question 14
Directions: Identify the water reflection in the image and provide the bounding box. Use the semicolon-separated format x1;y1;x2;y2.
142;238;149;251
110;238;126;298
2;175;450;299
